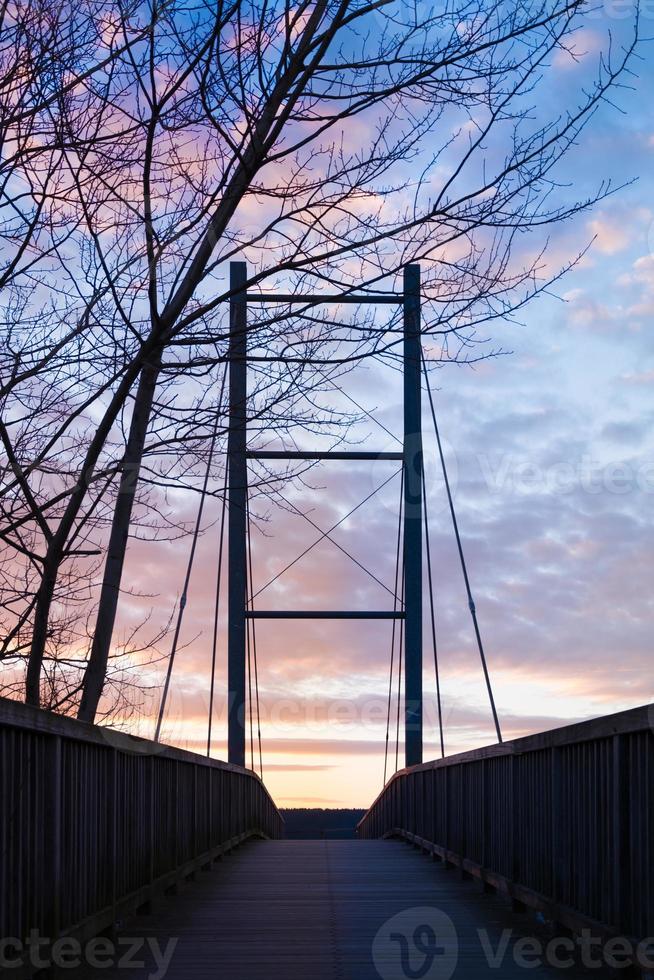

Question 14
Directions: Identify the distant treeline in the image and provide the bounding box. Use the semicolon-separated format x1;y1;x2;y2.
280;809;366;840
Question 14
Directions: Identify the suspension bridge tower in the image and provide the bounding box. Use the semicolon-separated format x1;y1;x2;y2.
227;262;424;769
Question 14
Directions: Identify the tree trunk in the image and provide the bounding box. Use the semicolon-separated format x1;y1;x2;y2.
77;352;161;723
25;560;59;705
23;346;156;707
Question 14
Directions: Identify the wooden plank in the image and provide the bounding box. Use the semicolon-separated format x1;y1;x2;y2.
74;839;618;979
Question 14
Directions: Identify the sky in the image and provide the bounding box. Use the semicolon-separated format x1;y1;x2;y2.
109;7;654;808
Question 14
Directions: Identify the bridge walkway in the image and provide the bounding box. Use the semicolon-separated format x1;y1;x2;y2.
77;839;612;980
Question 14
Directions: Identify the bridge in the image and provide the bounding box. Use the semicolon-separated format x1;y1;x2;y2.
1;697;652;978
1;264;652;977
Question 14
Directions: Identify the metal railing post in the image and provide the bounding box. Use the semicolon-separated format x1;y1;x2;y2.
403;264;423;767
228;260;248;767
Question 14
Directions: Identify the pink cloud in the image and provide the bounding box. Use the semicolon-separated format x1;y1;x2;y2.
587;215;631;255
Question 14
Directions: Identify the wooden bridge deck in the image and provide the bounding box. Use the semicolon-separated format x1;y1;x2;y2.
81;839;613;979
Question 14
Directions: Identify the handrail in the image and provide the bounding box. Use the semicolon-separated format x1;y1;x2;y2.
358;702;653;959
360;702;653;819
0;697;283;977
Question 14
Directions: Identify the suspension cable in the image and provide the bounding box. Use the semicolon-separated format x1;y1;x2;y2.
245;491;254;774
246;600;254;771
421;355;503;744
384;471;404;786
155;368;228;743
422;468;445;759
314;373;411;775
316;366;402;448
246;492;263;778
251;468;401;600
274;488;400;601
394;559;405;774
207;463;228;757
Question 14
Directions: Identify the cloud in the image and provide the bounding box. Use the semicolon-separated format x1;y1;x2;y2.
257;764;336;772
552;29;603;71
621;370;654;386
601;419;651;445
587;215;632;255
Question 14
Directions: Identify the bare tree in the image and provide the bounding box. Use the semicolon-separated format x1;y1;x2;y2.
0;0;156;706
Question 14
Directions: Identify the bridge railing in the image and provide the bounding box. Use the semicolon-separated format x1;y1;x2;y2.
358;704;653;950
0;697;282;963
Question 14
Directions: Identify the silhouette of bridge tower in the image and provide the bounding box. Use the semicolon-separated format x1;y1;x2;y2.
227;262;424;769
